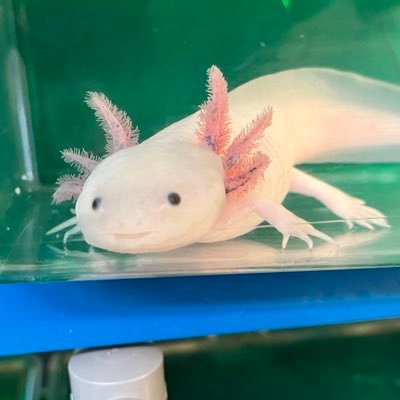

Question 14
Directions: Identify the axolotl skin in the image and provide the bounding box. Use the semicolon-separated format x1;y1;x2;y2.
49;66;396;253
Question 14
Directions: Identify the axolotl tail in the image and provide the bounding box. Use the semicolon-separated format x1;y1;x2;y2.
281;68;400;164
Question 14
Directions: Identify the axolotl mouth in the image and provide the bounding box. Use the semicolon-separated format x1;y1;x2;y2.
111;232;152;239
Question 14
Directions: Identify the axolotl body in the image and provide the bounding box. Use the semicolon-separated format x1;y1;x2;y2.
50;67;397;253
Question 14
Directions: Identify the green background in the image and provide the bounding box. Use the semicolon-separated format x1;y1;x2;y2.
9;0;400;184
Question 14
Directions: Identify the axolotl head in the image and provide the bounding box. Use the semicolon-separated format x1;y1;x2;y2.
75;141;226;253
51;66;272;254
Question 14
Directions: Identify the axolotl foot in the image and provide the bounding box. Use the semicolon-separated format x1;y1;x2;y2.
279;215;335;250
333;197;390;230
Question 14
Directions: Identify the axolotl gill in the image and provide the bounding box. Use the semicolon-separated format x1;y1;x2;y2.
48;66;396;254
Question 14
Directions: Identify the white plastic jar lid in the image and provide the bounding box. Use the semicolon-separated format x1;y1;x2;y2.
68;346;167;400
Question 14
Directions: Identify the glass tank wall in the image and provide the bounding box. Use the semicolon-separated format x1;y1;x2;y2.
1;0;400;282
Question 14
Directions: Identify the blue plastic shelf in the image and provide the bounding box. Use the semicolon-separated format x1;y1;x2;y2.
1;268;400;356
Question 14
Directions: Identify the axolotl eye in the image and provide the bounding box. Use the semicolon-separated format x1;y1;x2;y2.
92;197;102;211
167;192;181;206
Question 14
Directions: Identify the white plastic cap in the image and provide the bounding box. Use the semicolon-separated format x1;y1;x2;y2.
68;346;167;400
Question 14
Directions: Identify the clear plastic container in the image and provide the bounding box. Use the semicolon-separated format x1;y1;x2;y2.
2;0;400;282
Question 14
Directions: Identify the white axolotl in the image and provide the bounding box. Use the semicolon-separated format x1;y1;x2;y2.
48;66;395;254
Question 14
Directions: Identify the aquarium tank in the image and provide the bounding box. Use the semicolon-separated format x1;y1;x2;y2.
1;0;400;282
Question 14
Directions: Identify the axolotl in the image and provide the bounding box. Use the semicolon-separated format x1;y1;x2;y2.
48;66;396;253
